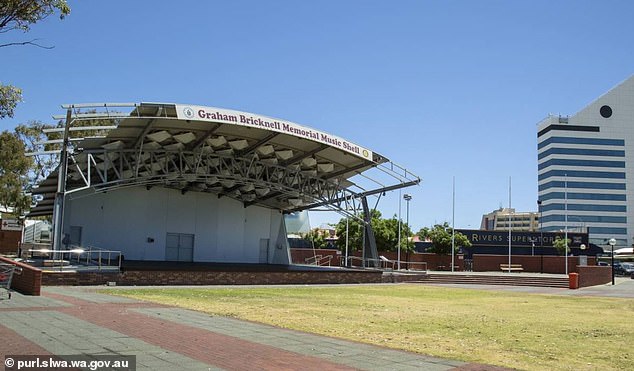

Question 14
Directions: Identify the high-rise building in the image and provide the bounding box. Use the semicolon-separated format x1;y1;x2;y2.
480;208;539;232
537;76;634;247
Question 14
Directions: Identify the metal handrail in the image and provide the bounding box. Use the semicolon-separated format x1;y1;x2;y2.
344;256;427;271
27;247;122;271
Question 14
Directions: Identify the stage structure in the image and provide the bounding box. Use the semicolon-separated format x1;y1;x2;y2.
28;103;419;266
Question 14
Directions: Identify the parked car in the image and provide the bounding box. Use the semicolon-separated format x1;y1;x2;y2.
613;262;634;276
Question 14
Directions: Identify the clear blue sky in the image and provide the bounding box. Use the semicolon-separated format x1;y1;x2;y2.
2;1;633;232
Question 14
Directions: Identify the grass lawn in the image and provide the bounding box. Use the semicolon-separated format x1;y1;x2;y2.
106;284;634;370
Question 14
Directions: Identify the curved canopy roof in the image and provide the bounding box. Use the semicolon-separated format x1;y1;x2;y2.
29;103;420;218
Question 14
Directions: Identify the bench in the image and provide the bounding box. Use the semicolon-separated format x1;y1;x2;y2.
500;264;523;272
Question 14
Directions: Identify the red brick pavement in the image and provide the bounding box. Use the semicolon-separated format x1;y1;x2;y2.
0;323;83;371
1;291;511;371
45;292;358;371
0;322;53;357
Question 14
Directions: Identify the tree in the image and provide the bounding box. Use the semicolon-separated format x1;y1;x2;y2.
1;1;71;117
303;228;331;250
0;84;22;119
0;130;32;215
334;210;414;252
418;222;472;255
0;0;70;46
552;236;570;256
15;120;60;189
379;215;414;252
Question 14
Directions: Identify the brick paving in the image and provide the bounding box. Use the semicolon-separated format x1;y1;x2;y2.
0;287;511;371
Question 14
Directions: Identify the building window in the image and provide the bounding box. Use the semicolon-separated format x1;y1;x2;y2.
539;192;626;202
539;181;626;191
538;136;624;150
538;158;625;170
539;170;625;180
540;215;627;224
538;147;624;160
540;203;626;213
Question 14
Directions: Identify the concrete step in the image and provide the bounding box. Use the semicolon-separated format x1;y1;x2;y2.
415;274;569;288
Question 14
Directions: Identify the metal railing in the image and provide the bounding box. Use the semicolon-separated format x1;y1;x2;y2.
26;246;123;271
304;255;333;266
342;256;427;271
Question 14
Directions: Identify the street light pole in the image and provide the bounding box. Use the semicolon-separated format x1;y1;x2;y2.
564;174;568;275
345;216;349;267
451;176;455;273
397;189;402;270
404;194;412;271
538;199;543;273
609;238;616;286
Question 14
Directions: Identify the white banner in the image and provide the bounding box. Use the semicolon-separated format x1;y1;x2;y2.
1;219;22;231
175;104;373;161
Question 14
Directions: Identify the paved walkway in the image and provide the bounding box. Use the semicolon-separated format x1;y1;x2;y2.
0;287;508;371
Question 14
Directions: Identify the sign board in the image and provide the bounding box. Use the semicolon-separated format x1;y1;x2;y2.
1;219;22;231
456;229;588;248
175;104;374;161
578;255;588;266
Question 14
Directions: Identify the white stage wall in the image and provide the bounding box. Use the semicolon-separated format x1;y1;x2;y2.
61;187;291;264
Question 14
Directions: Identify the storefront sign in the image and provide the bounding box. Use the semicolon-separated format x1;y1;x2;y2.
457;229;587;248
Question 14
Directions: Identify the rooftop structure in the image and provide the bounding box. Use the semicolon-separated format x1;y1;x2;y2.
480;208;539;232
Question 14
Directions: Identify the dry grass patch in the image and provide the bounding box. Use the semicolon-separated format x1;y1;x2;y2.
105;284;634;370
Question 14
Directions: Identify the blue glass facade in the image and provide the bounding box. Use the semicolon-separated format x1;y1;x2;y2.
539;192;626;201
539;170;625;180
538;159;625;170
538;127;628;244
539;181;626;191
540;203;627;212
538;136;625;149
540;215;627;224
538;147;625;160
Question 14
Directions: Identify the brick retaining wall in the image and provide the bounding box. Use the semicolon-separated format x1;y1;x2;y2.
42;269;383;286
577;265;611;287
0;256;42;295
473;254;596;274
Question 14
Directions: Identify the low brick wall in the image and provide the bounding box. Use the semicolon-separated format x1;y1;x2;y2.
42;269;383;286
0;256;42;295
381;272;428;283
473;254;596;274
577;265;612;287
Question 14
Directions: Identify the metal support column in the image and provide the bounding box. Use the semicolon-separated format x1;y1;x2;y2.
361;196;379;267
52;108;72;252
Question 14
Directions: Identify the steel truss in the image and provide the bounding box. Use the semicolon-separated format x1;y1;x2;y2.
66;148;366;220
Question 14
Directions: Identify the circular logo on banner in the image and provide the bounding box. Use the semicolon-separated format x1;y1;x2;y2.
362;149;369;158
183;107;195;119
